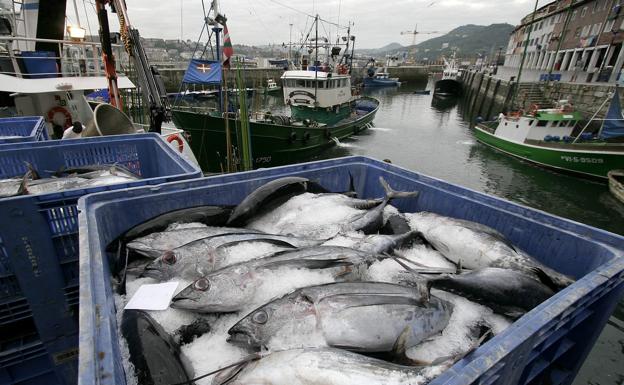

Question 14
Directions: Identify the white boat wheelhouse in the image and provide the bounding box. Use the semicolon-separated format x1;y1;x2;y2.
281;70;352;108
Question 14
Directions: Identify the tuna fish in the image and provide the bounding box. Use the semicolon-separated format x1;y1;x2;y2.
126;226;263;258
170;246;378;313
247;177;419;239
212;348;443;385
142;232;322;281
121;206;233;243
429;268;555;318
227;282;452;353
227;177;328;226
407;212;574;290
121;310;193;385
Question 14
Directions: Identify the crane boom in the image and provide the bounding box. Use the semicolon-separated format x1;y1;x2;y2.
95;0;170;133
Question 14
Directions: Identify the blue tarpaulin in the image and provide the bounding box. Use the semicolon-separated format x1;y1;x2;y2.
599;87;624;140
182;60;222;84
86;89;110;102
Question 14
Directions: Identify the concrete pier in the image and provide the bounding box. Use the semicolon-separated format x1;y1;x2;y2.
460;70;622;118
157;64;443;92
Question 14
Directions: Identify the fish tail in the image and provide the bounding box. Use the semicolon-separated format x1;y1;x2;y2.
379;176;419;201
24;161;40;180
17;171;31;195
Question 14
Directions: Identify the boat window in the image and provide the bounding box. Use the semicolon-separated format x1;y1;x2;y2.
341;79;346;87
536;120;548;127
319;80;326;89
504;122;508;126
569;120;576;127
296;79;305;87
559;121;567;127
528;120;534;126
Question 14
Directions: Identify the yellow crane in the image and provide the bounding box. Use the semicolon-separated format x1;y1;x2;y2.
400;24;441;46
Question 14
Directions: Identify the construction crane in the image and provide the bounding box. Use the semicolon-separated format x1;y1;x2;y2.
95;0;170;133
400;24;440;46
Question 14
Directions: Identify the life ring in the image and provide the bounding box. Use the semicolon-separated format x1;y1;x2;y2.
167;134;184;153
47;106;72;128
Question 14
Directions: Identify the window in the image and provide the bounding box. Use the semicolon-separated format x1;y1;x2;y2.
575;26;582;37
551;16;556;25
569;120;576;127
591;23;602;35
572;10;578;20
559;120;567;127
593;1;600;13
529;120;534;126
537;120;548;127
581;6;588;18
606;19;615;32
296;79;305;87
540;21;544;29
581;25;590;37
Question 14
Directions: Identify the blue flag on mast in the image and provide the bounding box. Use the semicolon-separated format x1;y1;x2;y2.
599;86;624;140
182;59;222;84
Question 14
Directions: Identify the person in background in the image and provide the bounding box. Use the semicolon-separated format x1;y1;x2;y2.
52;124;64;139
62;121;83;139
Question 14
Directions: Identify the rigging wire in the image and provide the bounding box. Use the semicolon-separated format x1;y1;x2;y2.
266;0;349;29
82;0;94;38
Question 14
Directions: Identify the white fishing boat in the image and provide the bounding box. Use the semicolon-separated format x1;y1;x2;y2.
0;1;199;165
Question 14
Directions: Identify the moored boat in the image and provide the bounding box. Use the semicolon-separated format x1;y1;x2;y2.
474;92;624;179
172;14;378;172
363;66;401;87
434;52;462;97
608;169;624;203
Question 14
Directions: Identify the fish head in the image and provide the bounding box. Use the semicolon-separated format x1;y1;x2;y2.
141;250;180;281
227;291;316;350
170;272;248;313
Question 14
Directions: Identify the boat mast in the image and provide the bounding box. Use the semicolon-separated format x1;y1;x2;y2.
511;0;540;109
314;14;319;104
288;23;293;67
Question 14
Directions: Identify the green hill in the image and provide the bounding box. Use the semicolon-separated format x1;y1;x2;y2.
358;24;514;61
410;24;514;60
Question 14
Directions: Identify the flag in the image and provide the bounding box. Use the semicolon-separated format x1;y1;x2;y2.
222;24;234;69
182;59;222;84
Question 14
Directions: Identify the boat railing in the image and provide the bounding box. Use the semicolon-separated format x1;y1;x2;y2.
0;36;129;78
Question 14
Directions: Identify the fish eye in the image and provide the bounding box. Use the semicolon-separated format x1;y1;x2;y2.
193;278;210;291
252;310;268;324
162;251;177;265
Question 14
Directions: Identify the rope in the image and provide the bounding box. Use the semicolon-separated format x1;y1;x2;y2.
168;354;261;385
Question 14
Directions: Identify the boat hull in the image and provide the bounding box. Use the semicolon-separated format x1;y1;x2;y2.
434;79;462;97
363;77;400;87
172;97;379;171
608;170;624;203
474;124;624;179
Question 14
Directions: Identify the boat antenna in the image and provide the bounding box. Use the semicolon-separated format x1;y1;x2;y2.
511;0;540;110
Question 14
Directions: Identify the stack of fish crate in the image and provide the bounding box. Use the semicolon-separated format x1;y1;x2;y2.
77;156;624;385
0;133;201;385
0;116;49;144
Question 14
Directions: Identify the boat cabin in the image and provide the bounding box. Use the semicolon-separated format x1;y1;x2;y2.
281;70;352;108
497;109;582;143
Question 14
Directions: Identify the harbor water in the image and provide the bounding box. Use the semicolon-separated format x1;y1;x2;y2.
186;78;624;384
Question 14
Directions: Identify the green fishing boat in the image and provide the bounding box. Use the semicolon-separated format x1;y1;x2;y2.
474;92;624;179
172;15;378;172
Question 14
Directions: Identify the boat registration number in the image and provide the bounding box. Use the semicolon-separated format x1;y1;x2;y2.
256;156;272;164
560;156;604;164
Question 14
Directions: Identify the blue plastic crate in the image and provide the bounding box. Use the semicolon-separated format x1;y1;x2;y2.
77;156;624;385
0;133;201;385
0;116;49;144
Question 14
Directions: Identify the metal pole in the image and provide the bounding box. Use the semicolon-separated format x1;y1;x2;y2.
512;0;540;107
572;94;612;143
288;23;293;66
548;1;574;80
213;26;223;113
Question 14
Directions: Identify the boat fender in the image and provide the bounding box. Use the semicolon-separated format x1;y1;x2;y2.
544;135;552;142
288;131;297;143
325;128;332;139
47;106;73;129
167;134;184;153
303;131;310;142
476;116;484;123
552;136;560;142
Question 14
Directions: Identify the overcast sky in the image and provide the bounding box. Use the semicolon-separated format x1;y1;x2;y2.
68;0;537;49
